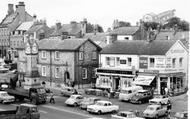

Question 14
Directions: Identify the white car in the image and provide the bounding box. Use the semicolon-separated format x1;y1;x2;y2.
87;100;119;115
149;95;170;105
65;94;84;107
0;91;15;104
111;111;145;119
143;104;168;118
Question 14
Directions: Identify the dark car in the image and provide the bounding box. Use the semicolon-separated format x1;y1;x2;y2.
130;90;153;104
60;87;78;97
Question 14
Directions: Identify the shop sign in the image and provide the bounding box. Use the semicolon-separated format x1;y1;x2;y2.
144;69;159;73
139;57;148;69
170;49;184;54
155;57;165;68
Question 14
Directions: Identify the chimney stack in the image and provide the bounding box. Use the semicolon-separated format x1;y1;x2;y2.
16;2;26;22
8;4;14;15
56;22;62;30
81;18;87;36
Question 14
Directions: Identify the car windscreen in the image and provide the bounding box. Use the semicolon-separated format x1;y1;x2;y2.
95;102;104;106
37;88;46;93
121;90;132;94
1;93;9;96
147;106;155;111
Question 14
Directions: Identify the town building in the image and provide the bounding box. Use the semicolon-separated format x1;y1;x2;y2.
17;38;101;87
0;2;33;58
142;9;175;24
96;39;188;95
106;26;147;44
9;19;52;62
50;19;87;39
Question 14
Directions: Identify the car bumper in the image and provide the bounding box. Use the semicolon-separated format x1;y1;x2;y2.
87;108;97;113
143;113;155;118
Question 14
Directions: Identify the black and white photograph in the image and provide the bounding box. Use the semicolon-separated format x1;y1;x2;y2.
0;0;189;119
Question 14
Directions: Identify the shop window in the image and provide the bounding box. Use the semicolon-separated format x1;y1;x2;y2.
82;68;87;79
42;66;46;76
149;58;155;67
79;51;84;60
116;57;120;66
127;58;132;66
55;67;60;78
172;58;176;68
179;58;183;67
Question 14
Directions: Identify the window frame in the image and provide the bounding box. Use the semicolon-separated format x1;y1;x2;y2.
127;57;132;66
55;51;60;60
92;51;97;60
172;58;176;68
79;51;84;60
42;51;47;59
42;66;46;76
149;58;155;68
55;67;60;78
82;68;87;79
179;57;183;67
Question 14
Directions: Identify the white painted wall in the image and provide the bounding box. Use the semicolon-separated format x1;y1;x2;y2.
100;54;139;70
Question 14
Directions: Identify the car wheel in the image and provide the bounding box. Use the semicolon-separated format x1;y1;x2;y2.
112;110;117;114
97;110;102;115
74;102;78;107
155;114;159;119
139;101;142;104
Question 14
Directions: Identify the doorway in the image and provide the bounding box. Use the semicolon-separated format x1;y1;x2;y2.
115;77;120;90
160;82;167;95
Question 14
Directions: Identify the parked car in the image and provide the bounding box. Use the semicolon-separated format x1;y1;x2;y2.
0;91;15;104
149;95;170;105
65;94;84;107
143;104;168;118
87;100;119;115
119;86;143;101
111;111;145;119
130;90;153;104
171;111;188;119
61;87;78;97
80;97;101;109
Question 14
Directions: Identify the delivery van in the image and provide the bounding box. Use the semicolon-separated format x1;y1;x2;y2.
119;86;143;101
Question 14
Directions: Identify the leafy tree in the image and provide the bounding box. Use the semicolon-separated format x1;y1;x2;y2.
143;22;160;31
118;21;131;27
163;17;189;31
86;23;104;33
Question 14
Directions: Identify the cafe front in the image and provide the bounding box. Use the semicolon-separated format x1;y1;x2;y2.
95;68;136;91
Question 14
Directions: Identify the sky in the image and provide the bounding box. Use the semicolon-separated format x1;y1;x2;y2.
0;0;189;31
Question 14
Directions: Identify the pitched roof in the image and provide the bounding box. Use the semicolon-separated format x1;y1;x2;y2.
84;33;107;48
109;26;139;35
101;40;176;55
26;24;46;34
16;21;34;31
50;23;82;36
0;13;18;26
38;38;89;51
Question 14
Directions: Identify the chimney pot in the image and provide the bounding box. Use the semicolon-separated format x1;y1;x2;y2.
8;4;14;15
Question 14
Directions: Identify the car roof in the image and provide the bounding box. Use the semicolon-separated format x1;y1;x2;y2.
70;94;82;97
0;91;7;93
88;97;100;100
97;100;111;103
20;103;37;107
148;104;161;108
138;90;149;93
119;111;135;114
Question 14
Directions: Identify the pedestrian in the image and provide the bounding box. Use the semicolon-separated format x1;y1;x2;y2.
165;87;168;96
49;91;55;104
107;89;111;99
167;100;172;113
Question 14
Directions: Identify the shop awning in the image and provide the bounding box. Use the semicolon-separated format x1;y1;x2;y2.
133;75;155;86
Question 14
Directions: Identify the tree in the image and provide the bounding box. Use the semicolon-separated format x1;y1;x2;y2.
143;22;160;31
86;23;104;33
118;21;131;27
163;17;189;31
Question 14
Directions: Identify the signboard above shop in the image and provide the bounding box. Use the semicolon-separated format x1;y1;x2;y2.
139;57;148;69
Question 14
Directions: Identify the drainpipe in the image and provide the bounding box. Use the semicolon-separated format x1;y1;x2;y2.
50;51;52;86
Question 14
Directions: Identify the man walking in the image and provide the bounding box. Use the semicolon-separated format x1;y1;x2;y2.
49;91;55;104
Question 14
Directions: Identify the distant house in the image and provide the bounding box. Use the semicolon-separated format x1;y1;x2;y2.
9;20;52;62
17;38;101;86
142;9;175;24
50;19;87;39
0;2;33;58
106;26;147;44
96;39;188;95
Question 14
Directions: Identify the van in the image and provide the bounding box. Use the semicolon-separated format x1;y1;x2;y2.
119;86;143;101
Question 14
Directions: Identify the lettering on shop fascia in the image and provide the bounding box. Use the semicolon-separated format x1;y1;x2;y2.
170;49;184;54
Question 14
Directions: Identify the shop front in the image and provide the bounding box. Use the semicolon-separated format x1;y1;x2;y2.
95;68;135;91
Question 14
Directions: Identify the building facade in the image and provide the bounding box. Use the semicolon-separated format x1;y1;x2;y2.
96;40;188;95
17;38;101;87
0;2;33;58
